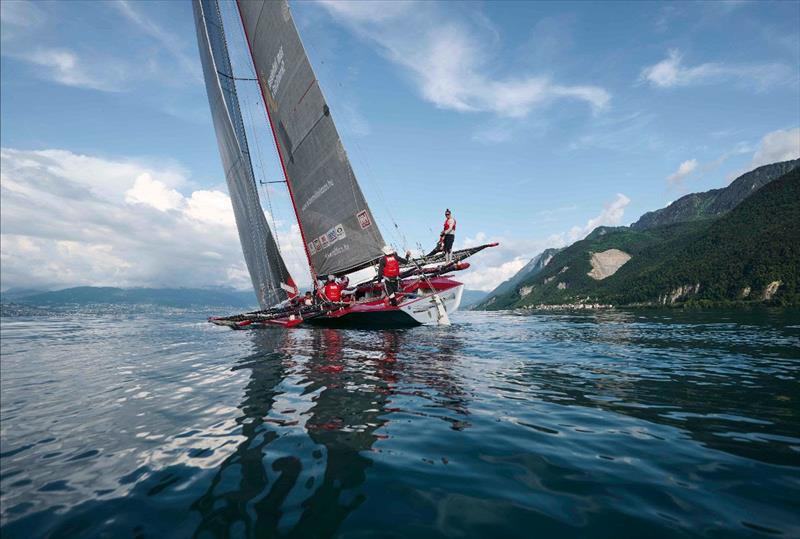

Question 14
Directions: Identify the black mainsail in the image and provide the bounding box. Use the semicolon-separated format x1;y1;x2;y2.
237;0;385;278
193;0;296;308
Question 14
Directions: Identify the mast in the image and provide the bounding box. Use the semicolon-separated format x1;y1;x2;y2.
193;0;297;307
235;1;317;282
236;0;386;278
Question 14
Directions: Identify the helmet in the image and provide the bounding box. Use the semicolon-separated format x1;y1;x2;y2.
382;245;394;255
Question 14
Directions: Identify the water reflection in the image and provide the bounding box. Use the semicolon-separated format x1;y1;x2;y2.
190;328;423;538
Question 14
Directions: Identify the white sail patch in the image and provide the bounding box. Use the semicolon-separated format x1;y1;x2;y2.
268;46;286;96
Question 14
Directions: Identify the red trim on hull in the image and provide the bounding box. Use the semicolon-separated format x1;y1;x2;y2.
212;277;462;330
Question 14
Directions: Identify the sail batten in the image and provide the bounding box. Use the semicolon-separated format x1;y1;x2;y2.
237;0;385;277
193;0;295;309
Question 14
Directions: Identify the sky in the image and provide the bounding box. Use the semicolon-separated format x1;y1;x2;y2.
1;0;799;294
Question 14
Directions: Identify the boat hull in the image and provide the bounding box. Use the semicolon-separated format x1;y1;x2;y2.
210;277;464;330
308;281;464;329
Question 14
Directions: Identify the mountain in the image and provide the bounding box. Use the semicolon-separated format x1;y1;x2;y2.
460;289;489;310
513;167;799;307
473;248;561;310
7;287;259;309
631;159;798;230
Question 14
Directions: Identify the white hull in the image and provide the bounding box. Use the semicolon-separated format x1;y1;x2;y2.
399;284;463;325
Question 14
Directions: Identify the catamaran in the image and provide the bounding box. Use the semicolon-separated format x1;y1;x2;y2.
194;0;496;329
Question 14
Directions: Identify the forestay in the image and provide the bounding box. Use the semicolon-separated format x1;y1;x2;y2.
193;0;296;309
237;0;385;277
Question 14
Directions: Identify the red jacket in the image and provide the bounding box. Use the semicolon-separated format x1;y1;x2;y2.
322;282;341;302
382;254;400;277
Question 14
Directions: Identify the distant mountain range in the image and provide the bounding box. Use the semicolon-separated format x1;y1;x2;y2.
1;285;489;312
1;286;260;309
473;248;561;310
476;159;799;309
631;160;799;230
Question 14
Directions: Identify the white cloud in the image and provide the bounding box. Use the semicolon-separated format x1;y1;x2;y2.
0;0;46;39
0;147;312;292
124;173;184;211
566;193;631;243
666;159;698;185
454;194;631;291
113;0;201;82
16;47;127;92
317;1;610;118
750;127;800;168
640;49;794;90
1;1;200;93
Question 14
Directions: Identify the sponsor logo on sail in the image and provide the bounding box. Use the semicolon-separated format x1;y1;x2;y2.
301;179;334;212
325;244;350;261
310;223;346;254
357;210;371;230
268;46;286;96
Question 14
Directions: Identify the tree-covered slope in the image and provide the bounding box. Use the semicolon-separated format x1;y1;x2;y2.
474;248;560;310
514;167;799;307
631;159;798;230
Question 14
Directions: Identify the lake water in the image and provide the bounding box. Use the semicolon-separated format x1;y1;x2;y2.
1;308;799;538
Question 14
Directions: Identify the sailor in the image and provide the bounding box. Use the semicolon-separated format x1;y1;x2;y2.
426;209;457;263
320;275;343;307
303;291;314;306
440;209;456;263
378;245;410;306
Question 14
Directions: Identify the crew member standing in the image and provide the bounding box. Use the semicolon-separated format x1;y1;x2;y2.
440;209;456;263
378;245;410;306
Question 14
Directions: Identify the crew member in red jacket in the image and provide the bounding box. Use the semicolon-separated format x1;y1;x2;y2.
378;245;410;306
319;275;343;307
427;209;457;263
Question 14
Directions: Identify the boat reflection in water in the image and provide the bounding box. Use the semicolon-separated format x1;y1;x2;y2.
190;327;464;537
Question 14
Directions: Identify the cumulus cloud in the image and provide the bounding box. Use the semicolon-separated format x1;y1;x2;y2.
640;49;794;90
750;127;800;168
666;159;698;185
453;194;631;291
0;148;311;292
723;127;800;182
317;1;610;118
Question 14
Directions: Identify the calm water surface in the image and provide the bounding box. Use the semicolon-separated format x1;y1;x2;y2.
1;308;799;538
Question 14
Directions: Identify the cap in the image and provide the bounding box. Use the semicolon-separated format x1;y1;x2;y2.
382;245;394;255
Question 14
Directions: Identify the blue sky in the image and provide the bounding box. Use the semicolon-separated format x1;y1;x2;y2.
1;0;798;292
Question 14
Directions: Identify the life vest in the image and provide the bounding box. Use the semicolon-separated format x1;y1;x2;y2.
324;282;341;302
383;254;400;277
443;217;456;234
324;282;342;302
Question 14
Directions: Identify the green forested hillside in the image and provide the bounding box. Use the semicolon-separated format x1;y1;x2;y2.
508;168;799;308
631;159;798;230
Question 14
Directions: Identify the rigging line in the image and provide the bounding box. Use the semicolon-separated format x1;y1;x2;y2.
216;70;258;82
298;27;404;252
235;1;317;283
244;91;282;252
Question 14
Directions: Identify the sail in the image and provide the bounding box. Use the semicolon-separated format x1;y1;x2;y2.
237;0;385;277
193;0;296;309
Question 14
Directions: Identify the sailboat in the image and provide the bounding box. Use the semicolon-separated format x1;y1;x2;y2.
194;0;496;329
